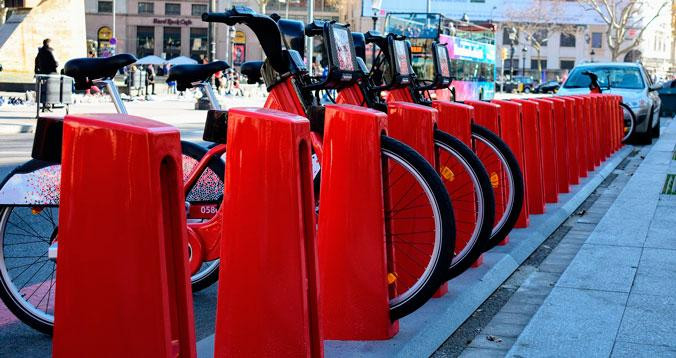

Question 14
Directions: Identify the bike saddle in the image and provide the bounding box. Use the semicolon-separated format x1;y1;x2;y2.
64;54;137;90
167;61;230;91
240;61;264;84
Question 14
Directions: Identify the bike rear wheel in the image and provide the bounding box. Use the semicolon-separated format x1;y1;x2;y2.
470;124;524;250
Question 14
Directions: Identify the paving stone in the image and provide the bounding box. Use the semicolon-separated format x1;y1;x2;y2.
557;244;641;292
491;312;533;326
469;334;516;350
499;302;542;315
616;293;676;347
506;292;548;306
644;205;676;250
611;341;676;358
458;347;507;358
518;272;559;291
481;323;526;338
632;248;676;297
507;287;628;358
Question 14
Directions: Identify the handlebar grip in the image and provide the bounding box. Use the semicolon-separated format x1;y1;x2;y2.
201;12;232;24
305;21;325;37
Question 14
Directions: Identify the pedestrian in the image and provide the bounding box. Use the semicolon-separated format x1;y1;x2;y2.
35;39;59;112
146;65;156;95
34;39;58;75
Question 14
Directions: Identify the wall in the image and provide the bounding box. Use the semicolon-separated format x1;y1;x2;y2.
0;0;87;79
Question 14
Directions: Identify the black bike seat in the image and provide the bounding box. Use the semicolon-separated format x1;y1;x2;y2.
240;61;264;84
64;54;137;89
167;61;230;91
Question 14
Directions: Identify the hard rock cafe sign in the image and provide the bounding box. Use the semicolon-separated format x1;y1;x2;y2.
153;18;193;26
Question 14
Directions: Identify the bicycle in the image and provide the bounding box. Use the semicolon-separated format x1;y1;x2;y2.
285;22;495;280
0;54;229;334
202;7;456;320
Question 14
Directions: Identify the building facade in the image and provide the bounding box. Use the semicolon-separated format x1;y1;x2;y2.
85;0;212;61
349;0;674;80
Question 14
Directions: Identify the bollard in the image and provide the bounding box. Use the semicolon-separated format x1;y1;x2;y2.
214;108;322;357
580;96;596;172
490;99;529;228
559;97;579;186
432;100;483;267
386;101;448;296
588;95;602;167
548;97;570;194
53;114;196;357
464;100;509;245
318;104;398;340
531;98;558;203
569;96;589;178
512;99;545;214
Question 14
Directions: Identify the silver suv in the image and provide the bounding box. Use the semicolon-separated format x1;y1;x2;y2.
558;62;662;143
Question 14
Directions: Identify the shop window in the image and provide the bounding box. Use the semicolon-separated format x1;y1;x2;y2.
190;28;208;62
163;27;181;59
136;26;155;58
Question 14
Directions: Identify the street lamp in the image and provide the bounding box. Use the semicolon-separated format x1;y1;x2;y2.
508;27;517;79
590;49;596;63
521;46;527;77
371;0;382;65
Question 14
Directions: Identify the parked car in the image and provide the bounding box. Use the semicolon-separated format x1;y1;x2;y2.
534;80;561;94
557;62;661;144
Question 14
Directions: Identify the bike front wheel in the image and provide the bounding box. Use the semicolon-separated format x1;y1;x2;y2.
381;135;455;320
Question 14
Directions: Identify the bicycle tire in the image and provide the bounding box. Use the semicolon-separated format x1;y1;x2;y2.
433;130;495;279
0;141;225;335
381;135;455;321
470;124;524;250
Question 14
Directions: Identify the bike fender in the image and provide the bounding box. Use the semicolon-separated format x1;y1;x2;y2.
0;160;60;206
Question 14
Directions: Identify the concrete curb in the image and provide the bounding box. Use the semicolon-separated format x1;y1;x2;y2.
195;146;633;358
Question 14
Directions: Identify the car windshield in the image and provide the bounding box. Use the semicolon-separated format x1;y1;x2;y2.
563;66;645;90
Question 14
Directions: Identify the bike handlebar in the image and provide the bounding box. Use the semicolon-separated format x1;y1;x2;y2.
202;7;288;74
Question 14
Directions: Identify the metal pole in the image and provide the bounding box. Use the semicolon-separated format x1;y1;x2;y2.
112;0;116;38
509;45;514;79
426;0;431;14
307;0;314;75
371;15;377;65
285;0;289;18
209;0;217;61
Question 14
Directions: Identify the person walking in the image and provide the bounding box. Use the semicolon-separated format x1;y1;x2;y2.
34;39;58;75
35;39;59;112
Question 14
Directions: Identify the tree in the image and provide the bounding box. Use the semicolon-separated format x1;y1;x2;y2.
502;0;577;79
577;0;669;61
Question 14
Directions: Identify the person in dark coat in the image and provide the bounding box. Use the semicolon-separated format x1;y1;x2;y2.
34;39;58;75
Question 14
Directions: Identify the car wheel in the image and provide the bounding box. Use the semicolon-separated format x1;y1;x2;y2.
633;110;653;145
524;88;531;93
651;115;660;138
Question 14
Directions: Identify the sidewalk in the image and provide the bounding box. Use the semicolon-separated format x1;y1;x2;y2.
506;118;676;357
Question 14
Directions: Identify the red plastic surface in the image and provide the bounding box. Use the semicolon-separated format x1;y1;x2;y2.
570;96;589;178
512;99;545;214
317;104;398;340
559;97;580;186
53;113;196;357
464;100;509;243
531;98;558;203
214;108;322;357
432;101;483;267
490;99;530;228
547;97;570;193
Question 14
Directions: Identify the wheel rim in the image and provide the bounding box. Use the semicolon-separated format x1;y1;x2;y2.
382;148;443;309
0;206;57;325
621;105;635;142
434;140;484;264
471;133;516;236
